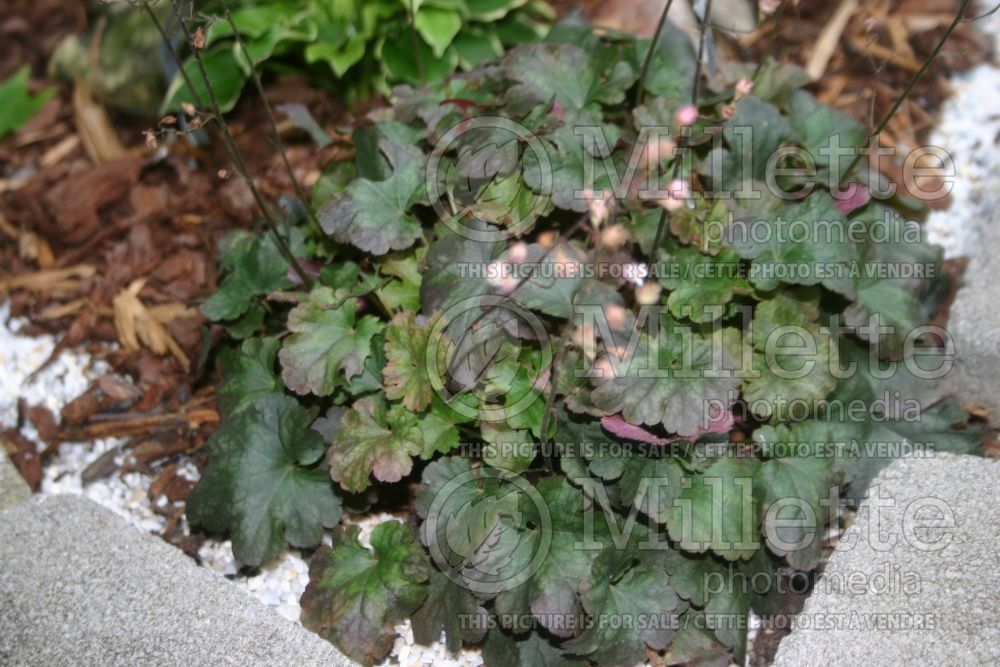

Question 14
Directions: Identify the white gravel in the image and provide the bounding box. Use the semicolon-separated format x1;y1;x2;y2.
923;3;1000;259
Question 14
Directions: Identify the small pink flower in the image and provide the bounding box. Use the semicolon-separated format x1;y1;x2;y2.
658;178;689;212
486;260;518;294
676;104;698;127
735;78;754;101
581;188;612;226
508;241;529;263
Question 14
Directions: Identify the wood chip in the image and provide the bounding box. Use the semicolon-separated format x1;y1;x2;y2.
806;0;860;80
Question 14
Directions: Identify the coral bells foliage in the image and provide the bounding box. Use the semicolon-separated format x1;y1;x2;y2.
189;16;980;667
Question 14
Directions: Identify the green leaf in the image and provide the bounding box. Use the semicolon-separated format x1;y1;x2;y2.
618;456;686;524
216;337;283;417
493;477;607;637
504;42;633;111
376;248;423;311
483;628;586;667
383;310;440;411
414;7;463;58
788;89;865;184
410;569;489;652
420;220;505;332
186;394;342;566
658;246;750;323
500;240;587;318
380;32;459;84
0;66;56;138
708;96;793;191
162;46;247;113
725;190;860;297
563;545;682;665
667;618;731;667
636;22;696;99
742;324;838;423
318;136;425;255
590;316;740;437
663;456;760;561
301;521;430;666
305;36;368;77
753;429;834;569
200;231;295;322
327;395;458;492
278;288;384;396
846;397;979;499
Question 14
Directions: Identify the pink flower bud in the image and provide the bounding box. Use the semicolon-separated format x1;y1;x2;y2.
658;179;689;212
735;78;754;101
508;241;529;263
676;105;698;127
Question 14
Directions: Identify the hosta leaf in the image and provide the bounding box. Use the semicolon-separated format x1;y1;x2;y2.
563;545;682;666
414;7;463;58
319;136;425;255
163;47;246;113
186;394;342;566
216;337;283;417
301;522;430;666
411;569;489;652
382;310;440;411
663;455;760;561
327;395;458;492
279;288;384;397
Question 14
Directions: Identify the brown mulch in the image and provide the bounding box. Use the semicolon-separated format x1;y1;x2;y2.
0;0;990;555
0;0;355;553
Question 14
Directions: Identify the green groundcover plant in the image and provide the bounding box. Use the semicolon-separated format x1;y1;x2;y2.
189;15;980;666
162;0;554;111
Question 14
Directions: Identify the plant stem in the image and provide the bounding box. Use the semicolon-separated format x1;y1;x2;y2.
635;0;676;107
651;0;712;257
144;3;206;109
690;0;714;107
165;0;312;288
218;0;321;234
751;0;788;82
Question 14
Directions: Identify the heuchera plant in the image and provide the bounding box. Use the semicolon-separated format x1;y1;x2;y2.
189;15;980;666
